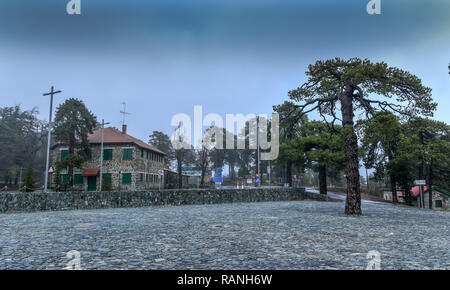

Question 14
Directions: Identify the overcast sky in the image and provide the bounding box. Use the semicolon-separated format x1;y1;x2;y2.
1;0;449;144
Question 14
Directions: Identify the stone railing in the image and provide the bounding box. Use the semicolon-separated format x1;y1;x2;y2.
0;187;329;214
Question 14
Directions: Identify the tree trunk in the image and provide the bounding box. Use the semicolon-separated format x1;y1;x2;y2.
318;164;327;195
404;185;412;205
68;141;75;188
390;174;398;203
286;160;293;187
200;168;205;187
229;161;235;180
428;163;433;209
340;89;361;215
177;158;182;189
388;155;398;203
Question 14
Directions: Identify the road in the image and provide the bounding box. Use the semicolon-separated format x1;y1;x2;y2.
221;185;387;205
305;187;387;205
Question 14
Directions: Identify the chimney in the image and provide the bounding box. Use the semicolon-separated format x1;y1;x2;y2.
122;124;127;134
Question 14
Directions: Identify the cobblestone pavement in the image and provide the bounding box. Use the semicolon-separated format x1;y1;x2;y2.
0;200;448;269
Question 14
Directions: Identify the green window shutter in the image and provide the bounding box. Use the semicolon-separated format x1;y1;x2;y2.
61;149;69;160
60;174;68;184
123;148;133;160
87;150;92;160
74;174;83;185
122;173;132;185
103;149;112;160
102;173;112;185
141;150;144;158
140;173;143;182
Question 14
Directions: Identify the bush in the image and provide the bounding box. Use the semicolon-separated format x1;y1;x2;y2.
22;164;36;192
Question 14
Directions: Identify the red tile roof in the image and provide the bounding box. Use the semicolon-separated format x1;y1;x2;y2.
411;185;428;197
82;168;99;176
88;127;166;155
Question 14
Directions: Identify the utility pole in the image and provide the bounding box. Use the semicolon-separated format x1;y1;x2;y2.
43;86;62;192
99;119;110;191
256;116;260;187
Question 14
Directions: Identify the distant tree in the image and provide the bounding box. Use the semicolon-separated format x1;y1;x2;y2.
195;144;210;188
358;113;402;202
149;130;174;164
53;98;97;187
279;58;436;215
404;118;450;208
389;135;417;205
301;121;345;195
0;105;46;185
273;101;307;186
22;163;36;192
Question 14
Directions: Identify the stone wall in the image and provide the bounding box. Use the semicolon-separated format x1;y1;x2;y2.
0;187;328;214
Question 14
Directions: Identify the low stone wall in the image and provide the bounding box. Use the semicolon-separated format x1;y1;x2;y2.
0;187;329;214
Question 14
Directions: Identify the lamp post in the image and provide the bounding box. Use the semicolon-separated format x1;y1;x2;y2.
99;119;110;191
43;86;62;192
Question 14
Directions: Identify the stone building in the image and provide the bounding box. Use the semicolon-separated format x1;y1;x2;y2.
423;187;449;210
51;125;165;191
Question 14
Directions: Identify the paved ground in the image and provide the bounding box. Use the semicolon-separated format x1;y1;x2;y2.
0;199;448;269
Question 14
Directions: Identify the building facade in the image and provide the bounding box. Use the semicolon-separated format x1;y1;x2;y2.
51;125;165;191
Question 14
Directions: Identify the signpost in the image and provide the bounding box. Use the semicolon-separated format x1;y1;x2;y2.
414;180;426;208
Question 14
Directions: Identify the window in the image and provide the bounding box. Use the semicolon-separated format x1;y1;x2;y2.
87;150;92;160
123;148;133;160
74;174;83;185
102;173;112;185
147;152;149;160
122;173;132;185
140;173;143;182
60;174;68;184
61;149;69;160
435;200;443;208
141;150;144;158
103;149;113;160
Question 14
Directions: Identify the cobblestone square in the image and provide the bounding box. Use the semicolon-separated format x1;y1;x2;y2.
0;200;448;269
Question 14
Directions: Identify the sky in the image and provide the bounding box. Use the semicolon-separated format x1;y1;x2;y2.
1;0;449;145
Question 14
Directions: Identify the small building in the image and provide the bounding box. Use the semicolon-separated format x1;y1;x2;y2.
383;186;449;210
51;125;166;191
423;187;449;210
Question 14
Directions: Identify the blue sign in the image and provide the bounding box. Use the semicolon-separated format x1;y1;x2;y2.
255;178;260;183
213;177;223;183
215;168;223;177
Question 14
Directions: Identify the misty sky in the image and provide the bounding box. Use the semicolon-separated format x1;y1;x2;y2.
1;0;449;144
